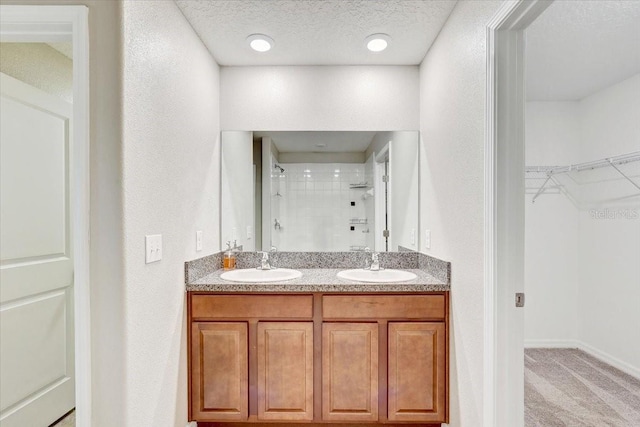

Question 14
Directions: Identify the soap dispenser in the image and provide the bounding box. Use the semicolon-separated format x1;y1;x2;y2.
223;241;236;270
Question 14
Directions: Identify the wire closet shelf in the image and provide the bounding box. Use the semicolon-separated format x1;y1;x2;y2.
525;151;640;204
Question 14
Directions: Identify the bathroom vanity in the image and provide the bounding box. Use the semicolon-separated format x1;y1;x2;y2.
185;252;451;426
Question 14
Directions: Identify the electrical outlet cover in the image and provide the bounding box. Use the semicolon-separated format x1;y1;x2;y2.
196;230;203;251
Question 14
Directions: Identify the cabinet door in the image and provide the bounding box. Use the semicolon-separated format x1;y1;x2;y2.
257;322;314;420
191;322;248;421
322;323;378;421
388;322;446;422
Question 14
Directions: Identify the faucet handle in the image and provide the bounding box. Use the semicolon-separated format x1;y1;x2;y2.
370;251;382;271
363;247;372;269
257;251;274;270
270;246;277;252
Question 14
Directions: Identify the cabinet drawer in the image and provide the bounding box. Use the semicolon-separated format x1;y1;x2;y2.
323;295;445;320
191;294;313;319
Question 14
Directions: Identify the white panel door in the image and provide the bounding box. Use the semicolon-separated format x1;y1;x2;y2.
0;73;74;427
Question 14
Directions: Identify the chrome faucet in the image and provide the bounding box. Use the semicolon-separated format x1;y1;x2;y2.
363;248;382;271
257;251;274;270
370;251;381;271
364;247;372;269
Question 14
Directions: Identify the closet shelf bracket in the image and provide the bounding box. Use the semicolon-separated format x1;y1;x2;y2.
607;158;640;191
532;174;553;204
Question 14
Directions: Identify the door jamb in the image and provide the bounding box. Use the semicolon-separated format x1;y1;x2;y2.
484;1;552;426
0;6;91;426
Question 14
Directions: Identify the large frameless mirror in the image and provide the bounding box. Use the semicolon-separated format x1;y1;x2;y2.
221;131;419;252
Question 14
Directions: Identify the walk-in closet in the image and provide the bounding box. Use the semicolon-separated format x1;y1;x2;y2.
523;1;640;425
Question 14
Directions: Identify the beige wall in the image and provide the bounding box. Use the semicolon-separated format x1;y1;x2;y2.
0;42;73;102
121;0;221;425
419;1;503;426
221;65;419;131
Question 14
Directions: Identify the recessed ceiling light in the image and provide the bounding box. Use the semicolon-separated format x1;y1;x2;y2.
247;34;274;52
365;33;391;52
315;143;327;148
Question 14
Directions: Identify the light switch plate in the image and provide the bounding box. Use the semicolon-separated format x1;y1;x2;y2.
425;229;431;249
145;234;162;263
196;230;203;251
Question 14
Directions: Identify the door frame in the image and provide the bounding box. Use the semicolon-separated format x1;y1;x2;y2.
484;1;552;426
0;5;91;426
374;145;389;251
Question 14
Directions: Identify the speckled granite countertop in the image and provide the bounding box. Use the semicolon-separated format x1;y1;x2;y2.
185;251;451;293
187;268;449;293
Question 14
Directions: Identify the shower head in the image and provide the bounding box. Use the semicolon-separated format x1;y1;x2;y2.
274;163;285;173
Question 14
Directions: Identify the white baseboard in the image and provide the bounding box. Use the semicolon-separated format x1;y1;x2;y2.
186;422;197;427
524;339;579;349
525;339;640;380
578;341;640;380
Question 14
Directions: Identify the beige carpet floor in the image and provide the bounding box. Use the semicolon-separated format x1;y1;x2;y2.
525;348;640;427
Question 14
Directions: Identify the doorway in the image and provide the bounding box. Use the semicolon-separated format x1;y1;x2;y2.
523;1;640;425
486;1;640;426
374;145;389;252
0;6;89;427
485;1;551;426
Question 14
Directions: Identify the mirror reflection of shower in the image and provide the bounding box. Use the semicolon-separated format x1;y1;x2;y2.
218;131;420;252
258;131;419;252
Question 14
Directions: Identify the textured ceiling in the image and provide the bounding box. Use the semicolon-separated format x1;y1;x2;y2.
526;0;640;101
175;0;457;65
255;131;377;152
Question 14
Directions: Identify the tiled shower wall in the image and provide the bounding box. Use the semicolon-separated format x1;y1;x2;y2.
272;163;370;251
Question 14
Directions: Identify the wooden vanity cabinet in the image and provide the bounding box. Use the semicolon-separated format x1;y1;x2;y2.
191;322;248;421
257;322;314;420
388;322;446;422
322;322;379;421
189;295;314;422
322;294;448;424
188;292;449;426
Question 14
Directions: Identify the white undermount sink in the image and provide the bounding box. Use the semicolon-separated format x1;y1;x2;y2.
220;268;302;283
336;269;417;283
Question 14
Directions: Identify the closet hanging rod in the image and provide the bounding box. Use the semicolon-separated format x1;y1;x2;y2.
525;151;640;175
526;151;640;203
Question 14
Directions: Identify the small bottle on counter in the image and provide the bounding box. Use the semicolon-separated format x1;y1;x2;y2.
223;241;236;270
